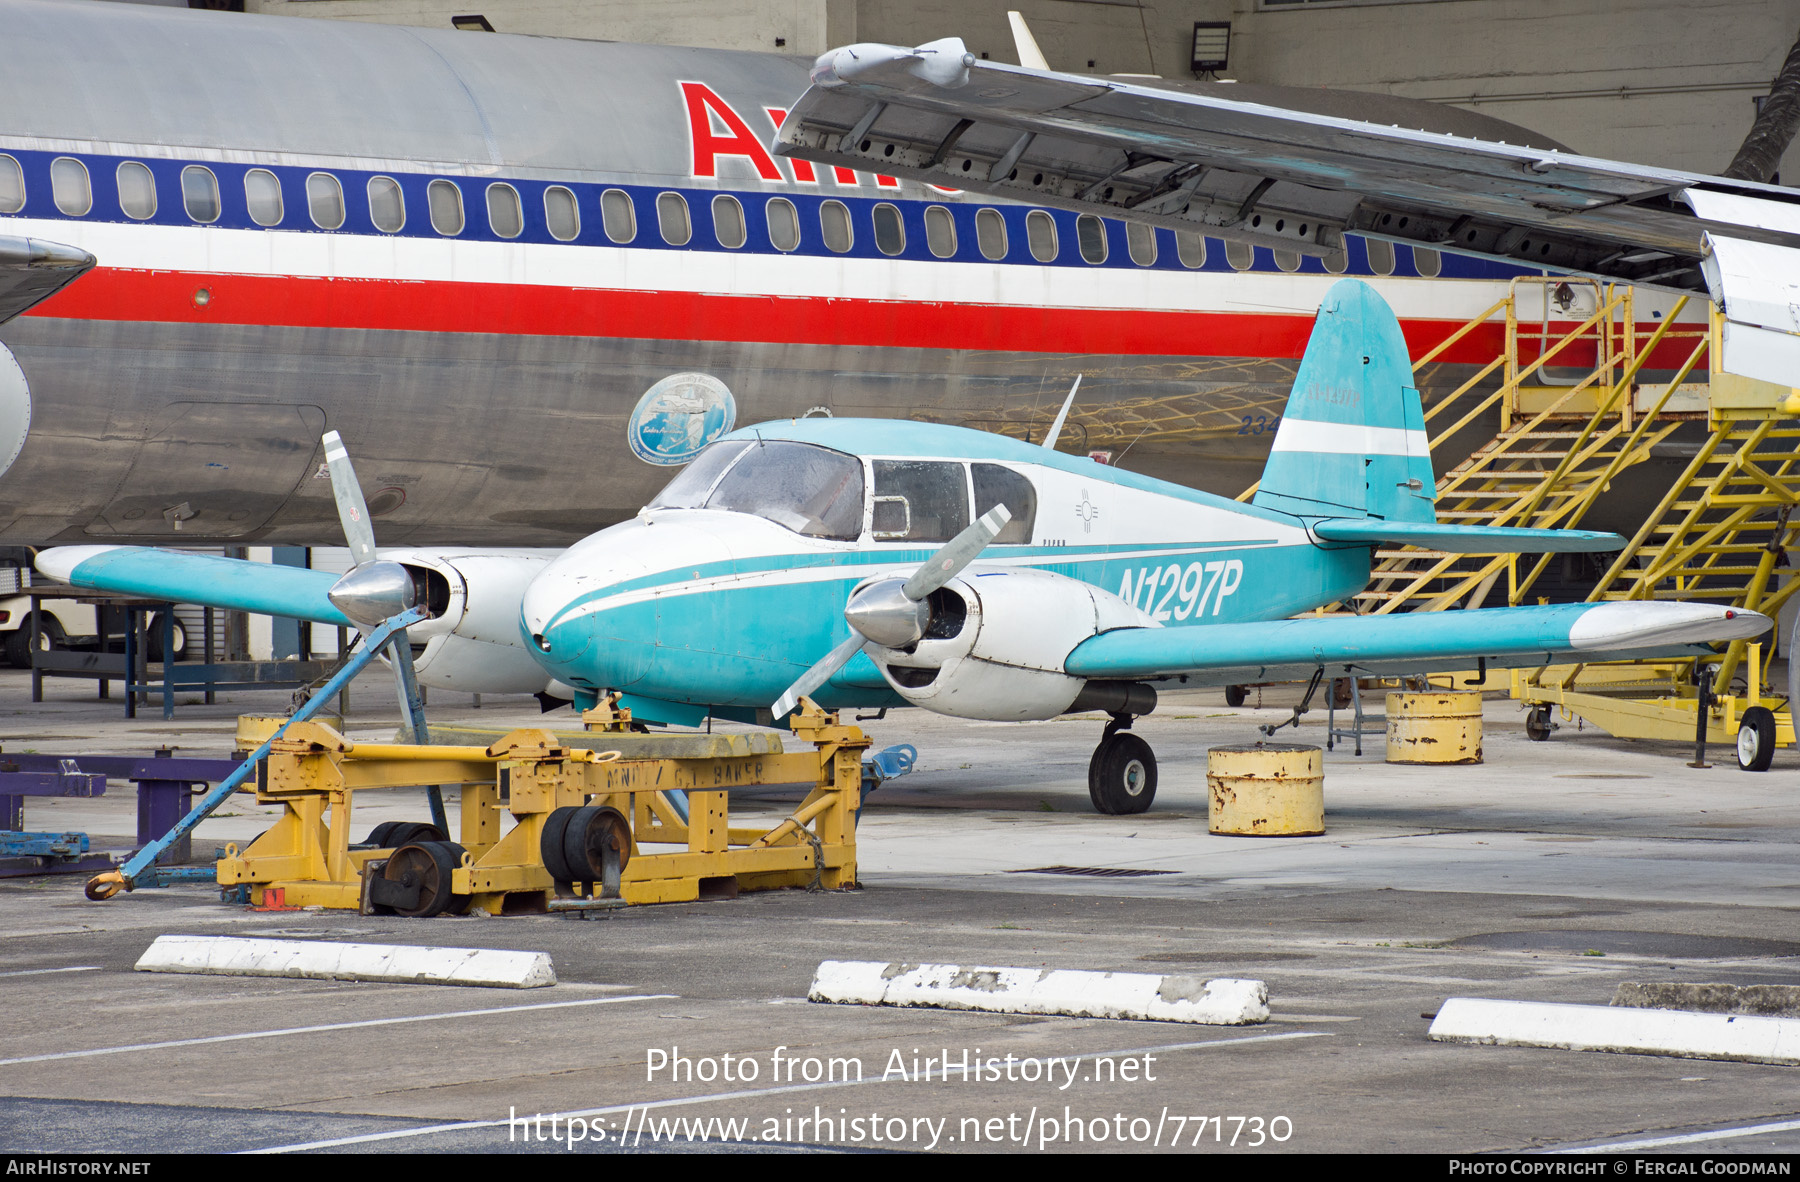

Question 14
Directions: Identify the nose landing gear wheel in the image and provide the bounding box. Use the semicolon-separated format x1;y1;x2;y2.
1089;731;1157;815
1737;706;1777;772
380;840;471;917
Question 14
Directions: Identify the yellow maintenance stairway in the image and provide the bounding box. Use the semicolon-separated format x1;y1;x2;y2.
1248;279;1800;767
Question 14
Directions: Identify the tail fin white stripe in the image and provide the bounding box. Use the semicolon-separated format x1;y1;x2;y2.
1271;418;1428;459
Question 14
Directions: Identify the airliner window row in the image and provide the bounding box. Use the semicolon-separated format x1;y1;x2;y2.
0;149;1497;281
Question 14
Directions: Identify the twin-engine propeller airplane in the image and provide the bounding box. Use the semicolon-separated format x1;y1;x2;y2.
37;280;1768;814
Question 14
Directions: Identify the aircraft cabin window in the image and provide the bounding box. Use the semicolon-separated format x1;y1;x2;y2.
873;203;905;256
428;179;464;236
766;197;800;252
1127;221;1157;267
181;165;220;223
1322;244;1349;274
924;205;956;258
1366;237;1396;276
601;188;636;243
711;194;745;249
544;185;579;241
487;182;522;239
657;192;691;246
972;463;1036;544
307;172;345;230
702;441;865;541
1225;239;1254;271
872;460;970;544
1077;215;1107;264
0;155;23;214
975;208;1007;260
117;162;157;221
243;169;281;227
1175;230;1206;269
50;157;91;217
819;200;852;253
1275;249;1301;273
646;440;752;509
1026;210;1057;262
368;176;405;233
1413;246;1442;278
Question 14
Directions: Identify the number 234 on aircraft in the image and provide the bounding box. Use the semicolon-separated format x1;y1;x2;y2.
38;282;1768;815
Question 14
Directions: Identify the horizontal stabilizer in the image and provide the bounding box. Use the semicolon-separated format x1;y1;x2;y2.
1311;519;1624;553
37;546;351;626
1066;602;1769;686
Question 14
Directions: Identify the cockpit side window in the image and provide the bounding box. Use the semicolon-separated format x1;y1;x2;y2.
704;441;865;540
972;464;1036;544
646;440;751;510
871;460;971;544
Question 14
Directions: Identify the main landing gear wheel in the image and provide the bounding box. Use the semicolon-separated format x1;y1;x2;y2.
1525;706;1554;742
1089;730;1157;815
380;840;470;917
541;805;632;885
1737;706;1777;772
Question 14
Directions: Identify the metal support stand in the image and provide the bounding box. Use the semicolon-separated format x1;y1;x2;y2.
390;637;449;836
1327;676;1388;756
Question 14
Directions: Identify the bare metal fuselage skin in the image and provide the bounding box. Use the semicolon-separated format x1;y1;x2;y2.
0;0;1556;547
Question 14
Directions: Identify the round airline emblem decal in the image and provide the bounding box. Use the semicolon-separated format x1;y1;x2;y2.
628;373;737;465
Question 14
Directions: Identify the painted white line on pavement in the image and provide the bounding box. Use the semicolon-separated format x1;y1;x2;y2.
0;993;674;1067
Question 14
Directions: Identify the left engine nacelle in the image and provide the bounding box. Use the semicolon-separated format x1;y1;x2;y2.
378;549;559;694
870;566;1154;721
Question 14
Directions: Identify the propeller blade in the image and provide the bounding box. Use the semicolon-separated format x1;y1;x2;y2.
773;633;865;719
322;430;377;566
901;504;1011;602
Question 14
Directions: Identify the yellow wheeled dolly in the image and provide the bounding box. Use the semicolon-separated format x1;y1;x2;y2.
215;698;869;915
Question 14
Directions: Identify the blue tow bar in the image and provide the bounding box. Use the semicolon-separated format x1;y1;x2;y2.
84;608;425;900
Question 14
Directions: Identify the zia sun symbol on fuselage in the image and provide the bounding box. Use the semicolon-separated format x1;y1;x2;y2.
1076;490;1100;533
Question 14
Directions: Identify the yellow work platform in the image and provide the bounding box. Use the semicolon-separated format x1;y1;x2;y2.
216;698;868;915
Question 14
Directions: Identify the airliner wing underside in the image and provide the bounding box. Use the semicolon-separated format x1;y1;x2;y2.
1065;602;1770;686
0;235;95;325
774;41;1800;385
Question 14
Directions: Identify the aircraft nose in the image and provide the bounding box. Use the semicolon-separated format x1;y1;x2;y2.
520;514;734;684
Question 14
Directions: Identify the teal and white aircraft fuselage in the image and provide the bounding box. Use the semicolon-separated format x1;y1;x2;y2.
38;280;1770;814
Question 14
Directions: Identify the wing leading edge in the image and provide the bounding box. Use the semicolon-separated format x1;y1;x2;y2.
37;546;351;627
776;40;1800;384
1065;602;1770;686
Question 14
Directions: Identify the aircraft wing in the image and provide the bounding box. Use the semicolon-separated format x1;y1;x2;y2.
1063;602;1770;686
0;236;95;326
774;41;1800;384
37;546;351;627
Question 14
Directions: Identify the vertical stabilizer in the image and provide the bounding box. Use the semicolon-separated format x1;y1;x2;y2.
1253;279;1435;523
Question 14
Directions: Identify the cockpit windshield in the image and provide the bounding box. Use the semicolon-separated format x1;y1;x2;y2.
647;439;865;541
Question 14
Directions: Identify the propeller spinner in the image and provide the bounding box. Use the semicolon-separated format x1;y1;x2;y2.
772;503;1011;719
320;430;419;629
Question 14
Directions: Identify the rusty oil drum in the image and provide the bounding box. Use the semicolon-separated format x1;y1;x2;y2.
1206;743;1325;836
1385;691;1484;764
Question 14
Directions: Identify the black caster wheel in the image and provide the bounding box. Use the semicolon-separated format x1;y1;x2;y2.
1737;706;1777;772
1525;706;1553;742
1225;684;1248;708
381;840;470;917
1088;732;1157;815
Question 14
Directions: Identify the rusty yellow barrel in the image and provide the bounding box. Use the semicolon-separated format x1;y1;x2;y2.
1385;691;1483;764
237;713;343;752
1207;743;1324;837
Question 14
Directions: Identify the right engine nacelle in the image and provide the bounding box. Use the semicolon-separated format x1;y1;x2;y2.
871;566;1154;721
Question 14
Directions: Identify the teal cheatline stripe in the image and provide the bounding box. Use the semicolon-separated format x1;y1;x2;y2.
1065;603;1600;679
1311;520;1625;553
67;548;351;626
